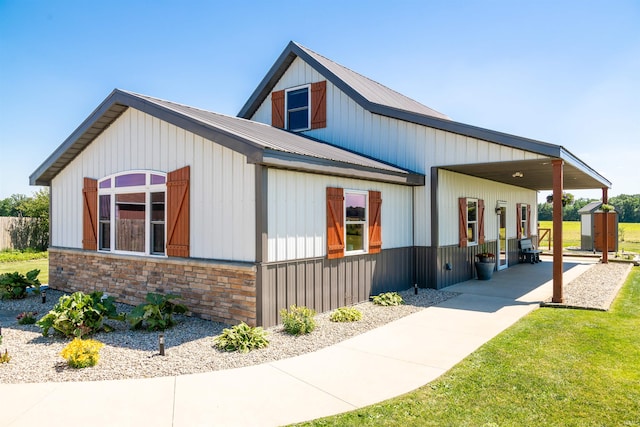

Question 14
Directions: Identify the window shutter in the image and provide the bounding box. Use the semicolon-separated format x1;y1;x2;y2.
368;190;382;254
82;178;98;250
271;90;285;129
167;166;190;257
459;197;468;248
326;187;344;259
478;199;485;245
516;203;523;240
526;204;532;238
311;81;327;129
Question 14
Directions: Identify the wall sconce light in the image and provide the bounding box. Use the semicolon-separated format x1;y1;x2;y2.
495;206;501;214
445;262;452;271
512;171;524;178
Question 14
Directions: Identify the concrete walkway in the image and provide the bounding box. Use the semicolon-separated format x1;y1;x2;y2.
2;257;596;427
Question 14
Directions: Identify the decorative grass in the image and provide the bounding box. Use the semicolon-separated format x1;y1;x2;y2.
296;267;640;426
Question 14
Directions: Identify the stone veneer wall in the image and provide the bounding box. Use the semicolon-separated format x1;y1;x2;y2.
48;248;257;326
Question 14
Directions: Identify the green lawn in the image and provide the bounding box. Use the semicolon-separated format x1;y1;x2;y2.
538;221;640;253
296;267;640;426
0;257;49;284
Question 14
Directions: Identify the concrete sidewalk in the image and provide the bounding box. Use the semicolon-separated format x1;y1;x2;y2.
2;257;596;427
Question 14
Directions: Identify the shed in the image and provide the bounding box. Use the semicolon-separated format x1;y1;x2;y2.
578;202;618;252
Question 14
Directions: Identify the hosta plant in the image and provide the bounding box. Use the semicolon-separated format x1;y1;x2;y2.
214;322;269;353
330;306;363;322
61;338;104;368
0;269;41;300
372;291;404;306
280;305;316;335
37;291;123;338
127;292;188;331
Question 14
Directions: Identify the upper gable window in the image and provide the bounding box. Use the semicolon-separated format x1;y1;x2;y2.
286;85;310;131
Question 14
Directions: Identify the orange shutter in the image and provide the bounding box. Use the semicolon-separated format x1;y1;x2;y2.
82;178;98;250
478;199;485;245
459;197;468;248
271;90;285;129
167;166;190;257
368;190;382;254
326;187;344;259
527;204;532;238
311;81;327;129
516;203;523;240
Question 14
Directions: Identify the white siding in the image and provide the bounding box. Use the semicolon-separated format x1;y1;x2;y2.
51;108;256;262
437;170;538;246
250;56;546;246
267;169;413;262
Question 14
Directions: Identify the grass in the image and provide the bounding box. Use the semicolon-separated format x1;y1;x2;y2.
538;221;640;253
0;251;49;284
296;267;640;426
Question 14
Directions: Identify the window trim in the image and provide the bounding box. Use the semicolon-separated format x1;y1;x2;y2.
520;203;530;238
285;84;311;132
467;198;479;246
344;189;369;256
97;170;167;257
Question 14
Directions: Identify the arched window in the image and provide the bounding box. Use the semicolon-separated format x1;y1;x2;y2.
97;171;166;255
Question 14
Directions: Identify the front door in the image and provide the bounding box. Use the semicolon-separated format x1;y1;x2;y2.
496;203;508;270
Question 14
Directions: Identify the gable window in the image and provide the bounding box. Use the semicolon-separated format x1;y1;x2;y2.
97;171;166;256
286;85;310;131
459;197;485;248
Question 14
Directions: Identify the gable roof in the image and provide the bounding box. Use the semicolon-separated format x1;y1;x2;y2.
30;89;424;187
237;41;611;191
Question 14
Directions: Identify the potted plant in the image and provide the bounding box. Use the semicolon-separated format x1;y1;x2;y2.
475;245;496;280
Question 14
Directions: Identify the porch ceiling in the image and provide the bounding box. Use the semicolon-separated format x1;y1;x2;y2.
440;158;609;191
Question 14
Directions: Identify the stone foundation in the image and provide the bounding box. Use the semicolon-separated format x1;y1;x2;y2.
48;247;257;326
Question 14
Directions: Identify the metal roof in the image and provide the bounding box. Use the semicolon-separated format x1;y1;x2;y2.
30;89;424;187
237;41;611;192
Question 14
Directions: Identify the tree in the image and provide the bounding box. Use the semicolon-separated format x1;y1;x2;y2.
0;193;29;216
609;194;640;223
4;189;50;251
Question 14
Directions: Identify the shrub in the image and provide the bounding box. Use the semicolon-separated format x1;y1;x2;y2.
0;269;41;300
16;311;38;325
214;322;269;353
280;305;316;335
37;291;123;338
330;306;363;322
372;292;404;306
60;338;104;368
127;292;188;331
0;349;10;363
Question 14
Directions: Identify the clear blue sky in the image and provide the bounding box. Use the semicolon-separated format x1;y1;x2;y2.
1;0;638;202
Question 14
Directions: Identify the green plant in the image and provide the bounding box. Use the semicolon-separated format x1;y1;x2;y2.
16;311;38;325
280;305;316;335
0;269;41;300
37;291;123;338
330;306;363;322
214;322;270;353
372;291;404;306
0;349;10;363
60;338;104;368
127;292;188;331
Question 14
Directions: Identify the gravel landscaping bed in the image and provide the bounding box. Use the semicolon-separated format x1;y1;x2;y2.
0;261;632;384
0;287;457;384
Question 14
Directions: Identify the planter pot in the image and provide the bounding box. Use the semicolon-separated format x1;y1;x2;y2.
475;261;496;280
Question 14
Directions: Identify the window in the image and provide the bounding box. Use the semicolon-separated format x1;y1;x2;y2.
519;203;530;238
345;191;368;254
467;199;478;245
286;86;310;131
326;187;382;259
97;171;166;255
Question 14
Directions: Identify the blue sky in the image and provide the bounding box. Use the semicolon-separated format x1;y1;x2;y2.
1;0;638;202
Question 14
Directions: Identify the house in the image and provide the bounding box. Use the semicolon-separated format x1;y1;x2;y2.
31;41;611;326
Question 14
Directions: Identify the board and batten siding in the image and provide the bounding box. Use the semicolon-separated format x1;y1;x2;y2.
267;169;413;262
249;56;546;247
437;169;538;247
50;108;256;262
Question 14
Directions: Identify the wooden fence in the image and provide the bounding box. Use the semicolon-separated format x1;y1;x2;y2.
0;217;19;250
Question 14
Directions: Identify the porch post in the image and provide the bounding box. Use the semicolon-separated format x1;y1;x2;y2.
552;160;564;303
602;187;608;264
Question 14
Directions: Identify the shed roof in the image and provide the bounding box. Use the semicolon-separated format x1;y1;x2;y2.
578;201;603;214
238;41;611;192
30;89;424;187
